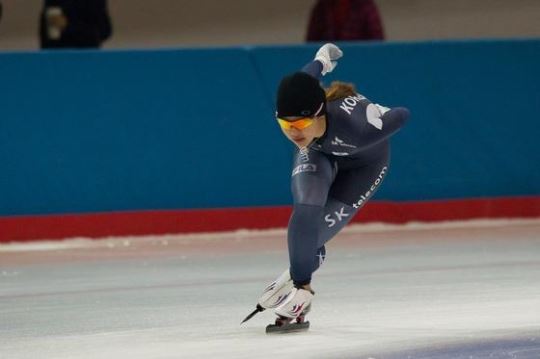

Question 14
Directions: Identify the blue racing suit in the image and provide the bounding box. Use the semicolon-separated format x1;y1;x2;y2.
287;60;410;286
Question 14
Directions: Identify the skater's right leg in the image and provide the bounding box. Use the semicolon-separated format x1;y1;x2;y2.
288;147;334;287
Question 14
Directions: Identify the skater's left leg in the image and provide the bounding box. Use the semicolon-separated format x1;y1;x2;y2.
310;156;390;273
285;155;391;285
305;198;355;275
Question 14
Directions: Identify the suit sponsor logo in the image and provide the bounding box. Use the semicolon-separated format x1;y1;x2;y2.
298;147;310;163
339;94;366;115
317;252;326;266
292;164;317;176
324;166;388;228
324;207;350;228
353;166;388;208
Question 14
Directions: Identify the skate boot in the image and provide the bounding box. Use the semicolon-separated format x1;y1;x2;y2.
241;269;294;324
257;268;294;309
266;287;314;333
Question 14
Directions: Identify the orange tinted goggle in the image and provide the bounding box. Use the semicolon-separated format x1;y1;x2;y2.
276;117;315;130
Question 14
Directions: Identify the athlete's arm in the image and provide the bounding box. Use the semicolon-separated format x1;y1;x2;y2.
356;106;410;149
301;43;343;79
301;61;324;79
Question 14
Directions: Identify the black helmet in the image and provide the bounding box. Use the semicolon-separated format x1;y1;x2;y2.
276;72;326;118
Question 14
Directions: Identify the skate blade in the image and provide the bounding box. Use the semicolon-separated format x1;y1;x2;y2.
265;321;310;334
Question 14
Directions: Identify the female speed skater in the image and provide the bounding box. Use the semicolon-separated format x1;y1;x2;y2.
242;43;410;331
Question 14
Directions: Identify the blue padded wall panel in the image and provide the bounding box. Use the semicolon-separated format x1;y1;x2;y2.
1;40;539;216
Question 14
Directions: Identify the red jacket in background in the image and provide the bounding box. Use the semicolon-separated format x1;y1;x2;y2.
306;0;385;41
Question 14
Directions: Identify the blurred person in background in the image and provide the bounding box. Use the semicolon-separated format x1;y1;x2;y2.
39;0;112;49
243;44;409;331
306;0;385;42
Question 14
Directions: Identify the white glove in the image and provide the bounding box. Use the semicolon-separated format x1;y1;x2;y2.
314;43;343;75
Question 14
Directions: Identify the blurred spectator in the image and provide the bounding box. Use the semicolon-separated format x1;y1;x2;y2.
0;2;3;24
306;0;385;42
39;0;112;49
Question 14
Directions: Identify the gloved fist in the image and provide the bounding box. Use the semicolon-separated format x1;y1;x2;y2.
314;43;343;75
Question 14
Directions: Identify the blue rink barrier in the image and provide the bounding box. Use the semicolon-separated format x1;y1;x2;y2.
0;39;539;217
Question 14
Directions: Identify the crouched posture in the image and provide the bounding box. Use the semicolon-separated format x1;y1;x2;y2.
252;44;409;325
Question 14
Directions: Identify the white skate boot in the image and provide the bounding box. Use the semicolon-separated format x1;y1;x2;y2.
266;287;314;333
257;269;294;309
275;287;314;320
241;269;294;324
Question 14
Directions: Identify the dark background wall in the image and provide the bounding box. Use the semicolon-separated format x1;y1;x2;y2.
1;0;540;50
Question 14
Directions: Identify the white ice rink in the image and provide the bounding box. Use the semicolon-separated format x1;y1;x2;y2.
1;219;539;359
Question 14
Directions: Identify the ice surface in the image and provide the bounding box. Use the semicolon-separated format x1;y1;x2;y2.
1;219;539;359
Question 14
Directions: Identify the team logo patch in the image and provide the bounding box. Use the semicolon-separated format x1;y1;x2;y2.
292;164;317;176
366;103;384;130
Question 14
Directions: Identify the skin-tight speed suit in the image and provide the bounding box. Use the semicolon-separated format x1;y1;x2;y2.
288;60;410;287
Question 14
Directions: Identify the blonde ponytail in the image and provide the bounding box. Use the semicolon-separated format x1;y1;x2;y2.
325;81;358;102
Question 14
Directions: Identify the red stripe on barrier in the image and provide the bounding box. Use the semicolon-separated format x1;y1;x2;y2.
1;196;539;242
